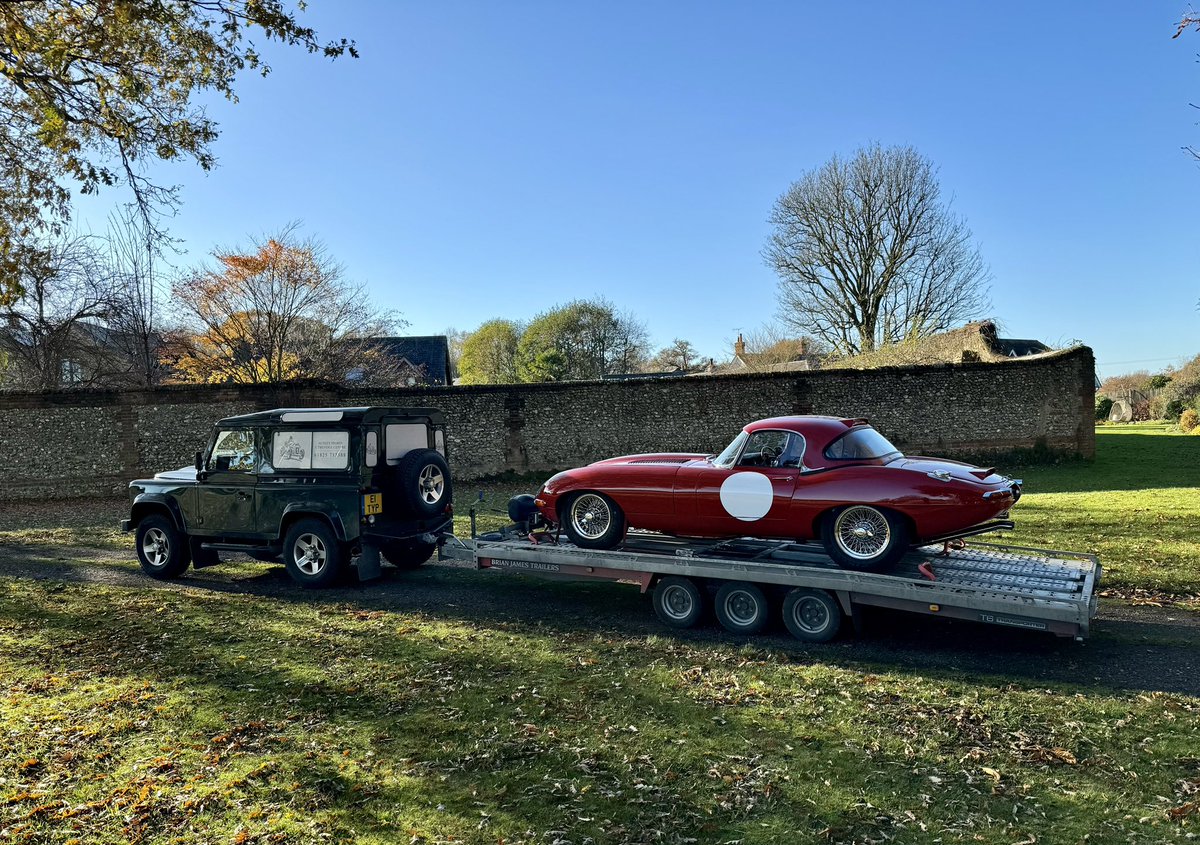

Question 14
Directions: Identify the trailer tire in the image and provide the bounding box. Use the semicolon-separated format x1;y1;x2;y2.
781;588;842;643
652;576;705;629
714;581;769;635
381;538;437;569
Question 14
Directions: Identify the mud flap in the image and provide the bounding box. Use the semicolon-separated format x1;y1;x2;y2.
357;542;382;582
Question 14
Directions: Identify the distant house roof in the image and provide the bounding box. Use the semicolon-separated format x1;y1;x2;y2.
995;337;1052;357
366;335;452;386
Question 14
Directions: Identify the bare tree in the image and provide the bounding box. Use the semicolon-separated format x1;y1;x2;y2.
732;324;830;371
649;338;700;371
765;144;989;356
104;208;167;387
0;234;115;390
168;226;407;385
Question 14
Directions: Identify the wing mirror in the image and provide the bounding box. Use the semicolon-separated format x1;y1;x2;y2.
194;451;203;471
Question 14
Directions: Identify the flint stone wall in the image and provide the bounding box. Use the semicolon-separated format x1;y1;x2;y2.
0;346;1095;501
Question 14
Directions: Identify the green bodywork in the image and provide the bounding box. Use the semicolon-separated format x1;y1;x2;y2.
124;407;452;550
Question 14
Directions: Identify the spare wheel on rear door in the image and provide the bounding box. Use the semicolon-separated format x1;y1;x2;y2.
395;448;452;517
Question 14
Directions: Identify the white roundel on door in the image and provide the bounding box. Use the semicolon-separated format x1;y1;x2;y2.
719;472;773;521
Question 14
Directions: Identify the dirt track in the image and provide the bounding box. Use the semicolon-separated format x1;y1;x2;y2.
2;540;1198;697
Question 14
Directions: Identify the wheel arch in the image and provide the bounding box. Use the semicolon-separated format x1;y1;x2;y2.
278;505;348;542
813;502;915;546
130;496;186;532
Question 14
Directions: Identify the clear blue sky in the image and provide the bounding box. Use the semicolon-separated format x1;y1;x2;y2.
75;1;1200;378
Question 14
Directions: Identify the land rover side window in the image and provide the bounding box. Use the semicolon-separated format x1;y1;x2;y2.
272;430;350;471
738;430;803;468
209;430;256;473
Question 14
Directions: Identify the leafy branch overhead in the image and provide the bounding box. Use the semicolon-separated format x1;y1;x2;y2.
0;0;355;302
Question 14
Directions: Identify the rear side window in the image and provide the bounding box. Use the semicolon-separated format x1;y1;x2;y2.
824;427;901;461
272;430;350;470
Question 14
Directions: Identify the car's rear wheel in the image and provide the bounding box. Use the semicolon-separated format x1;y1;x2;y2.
561;492;626;549
821;505;909;571
381;539;437;570
135;514;191;580
283;519;344;588
652;576;705;629
781;588;842;642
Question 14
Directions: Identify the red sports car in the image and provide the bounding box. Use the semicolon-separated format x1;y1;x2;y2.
533;416;1022;570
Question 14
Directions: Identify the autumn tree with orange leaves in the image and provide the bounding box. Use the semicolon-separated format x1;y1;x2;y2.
167;227;411;385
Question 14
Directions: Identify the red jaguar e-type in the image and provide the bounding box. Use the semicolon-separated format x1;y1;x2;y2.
533;416;1022;570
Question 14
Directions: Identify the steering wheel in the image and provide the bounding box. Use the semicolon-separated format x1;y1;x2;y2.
759;444;783;466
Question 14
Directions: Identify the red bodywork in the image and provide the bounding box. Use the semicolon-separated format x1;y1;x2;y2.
534;416;1021;545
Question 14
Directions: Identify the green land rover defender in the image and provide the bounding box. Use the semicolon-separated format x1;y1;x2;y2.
122;407;453;587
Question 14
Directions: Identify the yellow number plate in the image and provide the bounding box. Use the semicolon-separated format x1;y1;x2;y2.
363;493;383;516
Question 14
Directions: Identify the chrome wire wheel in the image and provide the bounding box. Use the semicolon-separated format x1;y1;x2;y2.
141;527;170;568
722;588;761;627
569;494;612;540
418;464;445;505
833;506;891;560
789;595;831;634
659;584;695;621
293;532;328;576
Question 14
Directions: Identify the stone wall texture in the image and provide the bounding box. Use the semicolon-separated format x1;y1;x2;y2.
0;346;1096;501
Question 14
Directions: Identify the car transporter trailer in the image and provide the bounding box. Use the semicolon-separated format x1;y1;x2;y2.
440;527;1101;643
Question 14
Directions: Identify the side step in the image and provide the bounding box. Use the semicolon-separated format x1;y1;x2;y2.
199;542;277;553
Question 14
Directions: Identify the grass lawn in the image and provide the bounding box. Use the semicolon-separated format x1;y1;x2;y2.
1;424;1199;843
1007;423;1200;594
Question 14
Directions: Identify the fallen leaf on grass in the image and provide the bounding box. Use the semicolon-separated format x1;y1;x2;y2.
1168;800;1200;820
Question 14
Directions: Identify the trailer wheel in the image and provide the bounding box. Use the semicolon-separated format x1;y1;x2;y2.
653;576;705;629
714;581;769;635
781;588;842;642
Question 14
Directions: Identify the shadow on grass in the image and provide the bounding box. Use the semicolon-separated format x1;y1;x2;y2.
5;544;1198;698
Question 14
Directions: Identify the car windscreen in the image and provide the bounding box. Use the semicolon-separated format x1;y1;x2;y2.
712;431;748;468
823;427;901;461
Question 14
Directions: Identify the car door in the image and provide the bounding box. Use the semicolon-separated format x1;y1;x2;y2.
194;428;258;537
688;430;800;538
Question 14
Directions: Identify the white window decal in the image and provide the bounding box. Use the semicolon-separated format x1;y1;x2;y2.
365;431;379;467
312;431;349;469
274;432;312;469
273;430;350;470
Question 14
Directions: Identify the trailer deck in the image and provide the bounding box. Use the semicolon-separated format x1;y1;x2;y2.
441;530;1101;641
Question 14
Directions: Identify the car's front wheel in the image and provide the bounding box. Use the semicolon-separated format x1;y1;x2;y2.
135;514;191;580
561;492;626;549
821;505;909;571
283;519;344;588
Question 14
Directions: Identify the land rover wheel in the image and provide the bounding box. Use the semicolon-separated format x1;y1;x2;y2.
562;492;626;550
397;449;453;518
283;519;344;588
135;514;191;580
381;539;437;570
821;505;909;572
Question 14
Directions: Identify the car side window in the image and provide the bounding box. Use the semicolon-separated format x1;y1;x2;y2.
738;431;803;468
209;429;257;473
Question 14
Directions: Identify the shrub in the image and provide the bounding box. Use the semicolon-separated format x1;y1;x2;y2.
1095;396;1113;421
1182;408;1200;432
1132;400;1152;422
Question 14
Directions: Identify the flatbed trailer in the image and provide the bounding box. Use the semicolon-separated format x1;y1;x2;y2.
440;531;1101;642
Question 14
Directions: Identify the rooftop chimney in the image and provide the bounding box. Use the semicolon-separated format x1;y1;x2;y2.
734;333;746;357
